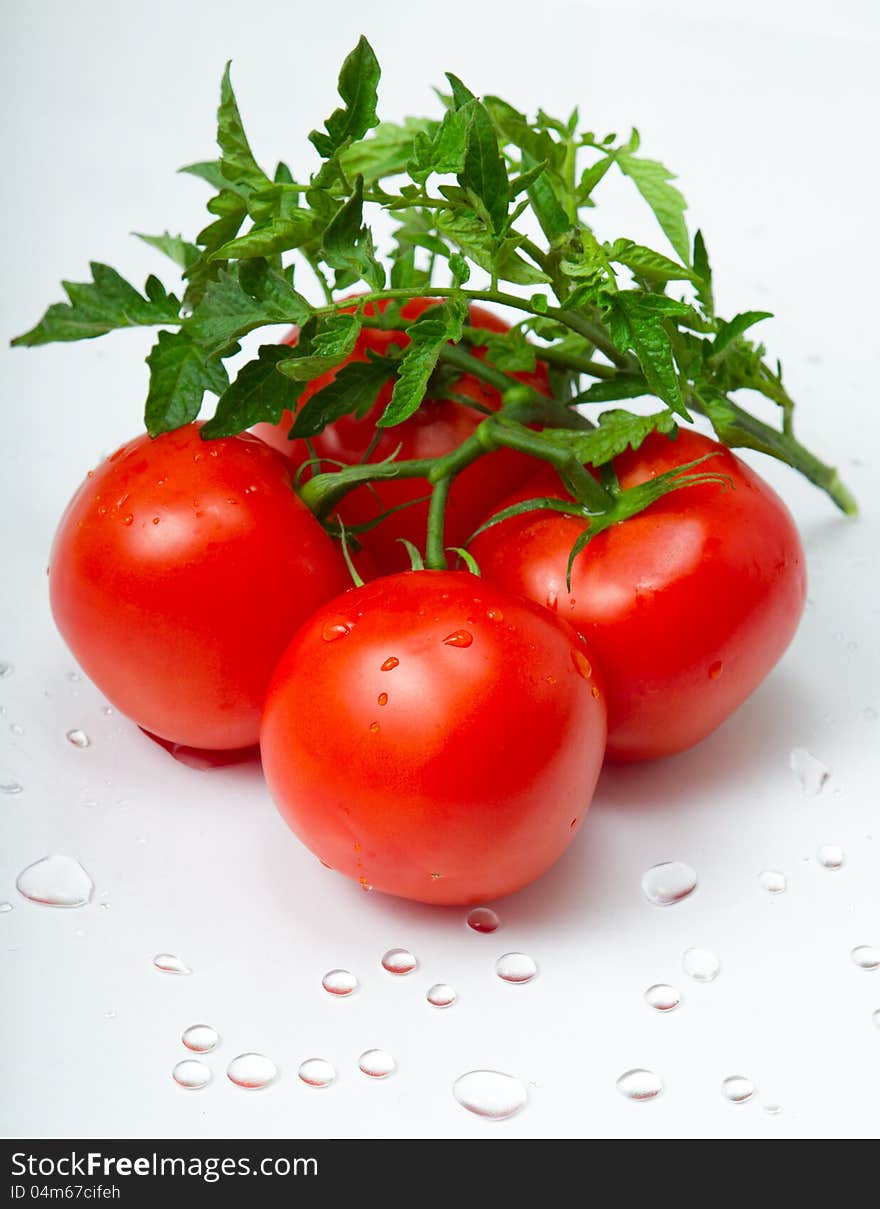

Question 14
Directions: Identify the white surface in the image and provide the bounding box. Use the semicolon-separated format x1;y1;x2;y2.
2;0;879;1140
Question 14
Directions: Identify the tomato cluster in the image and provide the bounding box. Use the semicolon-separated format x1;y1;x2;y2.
49;306;806;904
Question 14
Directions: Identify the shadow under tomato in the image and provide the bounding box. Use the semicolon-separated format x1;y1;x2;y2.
140;728;262;772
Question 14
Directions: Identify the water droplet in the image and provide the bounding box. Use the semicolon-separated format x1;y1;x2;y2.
377;692;388;707
641;861;698;907
789;747;829;795
152;516;160;526
322;968;358;997
66;729;90;749
182;1024;219;1053
153;953;191;975
322;621;350;642
545;591;559;612
817;845;844;870
722;1075;755;1104
495;952;538;984
102;706;113;717
453;1070;526;1120
369;721;380;734
104;1009;116;1020
0;901;13;914
9;723;24;736
380;657;399;672
227;1053;277;1089
427;983;457;1008
487;607;504;622
466;906;500;933
758;869;787;894
591;684;600;699
708;660;723;679
16;854;94;908
122;514;133;526
763;1103;783;1116
872;1009;880;1029
682;947;721;982
381;948;417;975
173;1060;211;1090
616;1069;663;1102
358;1049;396;1078
851;945;880;971
299;1058;336;1088
570;648;592;679
66;670;81;683
0;661;13;678
645;984;680;1012
443;630;473;648
1;778;23;795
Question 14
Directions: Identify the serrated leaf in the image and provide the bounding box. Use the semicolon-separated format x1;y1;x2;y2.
523;149;570;242
480;328;536;373
379;298;467;427
144;330;228;435
309;36;381;159
540;408;677;465
607;291;691;417
435;210;548;285
136;232;201;270
573;374;649;404
276;313;362;381
605;238;694;282
693;229;713;316
615;149;690;263
445;73;476;110
712;310;773;357
185;262;311;356
292;356;393;438
342;117;435;182
576;155;612;206
459;102;509;234
217;64;270;193
11;263;180;346
201;345;301;437
322;176;385;289
211;210;318;260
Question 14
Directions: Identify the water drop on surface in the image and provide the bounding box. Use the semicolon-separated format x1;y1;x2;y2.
682;947;721;982
487;607;504;622
0;661;13;678
495;952;538;984
817;845;844;870
645;984;680;1012
616;1069;663;1102
759;869;787;894
641;861;698;907
708;660;723;679
227;1053;278;1089
16;854;94;908
10;723;24;736
377;692;388;707
851;945;880;971
0;901;13;914
1;778;23;795
66;729;90;749
322;621;350;642
380;657;399;672
453;1070;527;1120
443;629;473;648
722;1075;755;1104
299;1058;336;1088
763;1103;783;1116
322;968;358;996
358;1049;396;1079
872;1009;880;1029
173;1060;211;1090
466;906;500;933
381;948;417;975
182;1024;219;1053
153;953;191;975
789;747;829;795
427;983;457;1008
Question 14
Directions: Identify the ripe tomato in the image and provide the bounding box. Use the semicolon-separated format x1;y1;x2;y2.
50;423;351;749
260;571;607;904
471;429;806;761
252;300;550;573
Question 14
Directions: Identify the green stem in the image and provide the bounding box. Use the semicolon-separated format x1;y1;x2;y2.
425;476;451;570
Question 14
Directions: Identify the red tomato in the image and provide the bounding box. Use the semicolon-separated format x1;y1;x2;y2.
50;423;351;749
253;300;550;573
260;570;607;904
471;430;807;761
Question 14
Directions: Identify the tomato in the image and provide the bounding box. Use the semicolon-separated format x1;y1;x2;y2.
50;423;351;749
471;430;807;761
253;300;550;573
260;570;607;904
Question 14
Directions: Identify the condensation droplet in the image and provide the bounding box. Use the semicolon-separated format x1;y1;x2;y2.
322;621;351;642
16;854;94;908
789;747;829;795
153;953;191;976
0;661;14;679
466;906;501;933
66;729;90;749
495;952;537;984
322;968;358;997
122;514;133;526
872;1008;880;1029
616;1068;663;1102
571;648;592;679
817;845;844;870
377;692;388;707
0;901;13;914
641;861;698;907
380;657;399;671
227;1053;278;1089
453;1070;526;1120
722;1075;755;1104
443;630;473;648
299;1058;336;1088
427;983;457;1008
1;778;23;795
851;945;880;971
102;706;113;717
758;869;787;894
645;984;680;1012
9;723;24;736
708;660;723;679
173;1060;211;1090
358;1048;396;1078
682;947;721;982
182;1024;219;1053
381;948;417;975
763;1103;783;1116
369;721;380;734
487;607;504;622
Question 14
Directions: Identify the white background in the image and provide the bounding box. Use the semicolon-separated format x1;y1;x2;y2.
1;0;878;1140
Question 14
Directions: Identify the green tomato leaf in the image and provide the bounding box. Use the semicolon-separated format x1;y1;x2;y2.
615;145;690;263
309;36;381;159
322;175;385;289
606;238;694;282
185;262;311;356
217;64;271;194
540;408;678;466
606;291;692;418
144;329;228;435
480;328;536;373
573;374;649;404
201;345;302;438
276;313;362;381
692;229;713;316
135;232;202;270
342;117;436;183
211;210;318;260
712;310;773;357
458;102;509;234
378;297;468;427
292;355;393;438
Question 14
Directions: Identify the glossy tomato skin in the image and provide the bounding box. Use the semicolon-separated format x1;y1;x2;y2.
253;300;550;573
50;423;351;750
260;571;607;905
471;430;807;762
